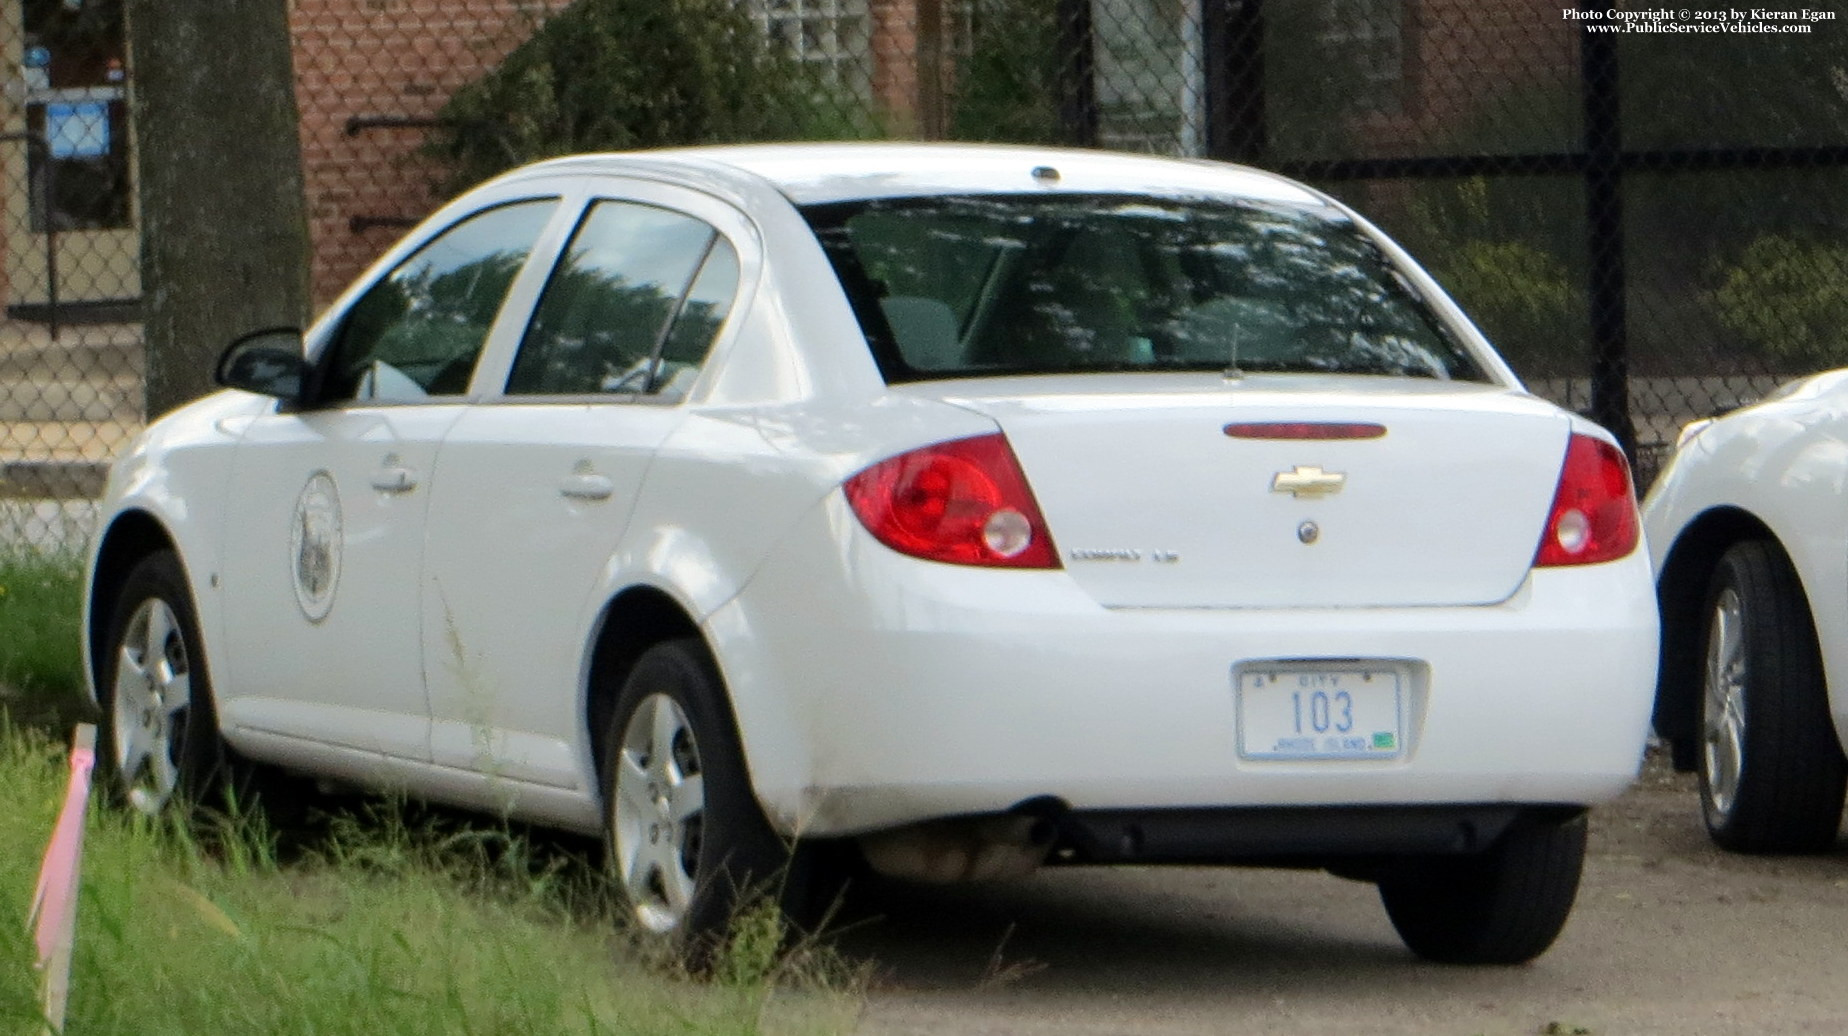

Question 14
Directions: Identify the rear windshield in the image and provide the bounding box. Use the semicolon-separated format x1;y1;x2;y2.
803;193;1487;384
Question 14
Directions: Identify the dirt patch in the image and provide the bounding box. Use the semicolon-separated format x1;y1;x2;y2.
849;751;1848;1035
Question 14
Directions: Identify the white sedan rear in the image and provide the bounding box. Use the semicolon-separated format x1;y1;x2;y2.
83;143;1657;965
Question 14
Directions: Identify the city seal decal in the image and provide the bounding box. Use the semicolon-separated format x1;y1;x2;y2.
289;471;343;623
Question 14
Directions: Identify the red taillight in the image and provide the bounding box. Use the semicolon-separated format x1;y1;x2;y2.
844;434;1060;568
1534;433;1639;567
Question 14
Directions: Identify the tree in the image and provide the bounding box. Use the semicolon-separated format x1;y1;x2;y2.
127;0;310;418
428;0;866;194
949;0;1064;144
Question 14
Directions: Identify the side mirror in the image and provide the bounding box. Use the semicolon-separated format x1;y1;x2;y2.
216;327;310;402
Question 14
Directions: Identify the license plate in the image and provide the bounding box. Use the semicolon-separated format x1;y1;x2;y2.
1236;665;1404;760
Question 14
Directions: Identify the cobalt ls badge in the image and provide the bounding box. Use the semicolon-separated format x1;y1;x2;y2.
290;471;343;623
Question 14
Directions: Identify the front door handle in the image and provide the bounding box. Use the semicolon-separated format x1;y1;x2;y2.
559;473;614;501
371;465;418;494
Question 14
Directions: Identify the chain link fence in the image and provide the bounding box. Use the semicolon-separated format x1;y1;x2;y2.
3;0;1844;553
0;0;137;554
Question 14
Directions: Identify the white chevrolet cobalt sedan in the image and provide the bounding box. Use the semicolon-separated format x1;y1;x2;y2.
84;143;1656;965
1645;371;1848;853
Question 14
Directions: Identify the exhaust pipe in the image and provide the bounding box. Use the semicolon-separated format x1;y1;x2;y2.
858;814;1057;883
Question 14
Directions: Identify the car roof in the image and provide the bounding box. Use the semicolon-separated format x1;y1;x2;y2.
506;141;1332;209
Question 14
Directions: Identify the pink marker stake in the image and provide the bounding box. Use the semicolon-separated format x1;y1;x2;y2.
30;724;97;1032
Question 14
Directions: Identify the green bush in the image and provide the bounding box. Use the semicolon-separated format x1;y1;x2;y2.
1397;178;1584;376
950;0;1064;145
428;0;874;193
1710;234;1848;372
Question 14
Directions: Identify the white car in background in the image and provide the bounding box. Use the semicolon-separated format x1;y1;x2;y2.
1644;371;1848;853
84;143;1657;965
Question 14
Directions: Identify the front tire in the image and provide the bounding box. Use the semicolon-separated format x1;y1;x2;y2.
1378;812;1586;965
601;639;843;964
97;551;231;815
1697;540;1846;852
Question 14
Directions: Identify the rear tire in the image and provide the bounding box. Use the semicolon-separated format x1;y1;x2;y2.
1378;812;1586;965
601;639;846;967
1697;540;1846;852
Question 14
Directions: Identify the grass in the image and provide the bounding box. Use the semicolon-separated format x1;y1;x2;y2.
0;550;89;734
0;729;865;1034
0;547;866;1033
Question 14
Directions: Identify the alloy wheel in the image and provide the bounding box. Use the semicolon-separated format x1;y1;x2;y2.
111;598;193;815
612;692;706;934
1703;586;1747;818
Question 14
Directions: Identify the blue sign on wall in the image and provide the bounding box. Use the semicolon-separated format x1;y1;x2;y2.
46;101;109;159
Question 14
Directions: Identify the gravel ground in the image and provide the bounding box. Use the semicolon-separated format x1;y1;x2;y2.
844;752;1848;1035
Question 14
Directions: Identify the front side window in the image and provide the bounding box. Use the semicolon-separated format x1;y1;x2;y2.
507;200;739;398
805;193;1485;384
320;198;558;404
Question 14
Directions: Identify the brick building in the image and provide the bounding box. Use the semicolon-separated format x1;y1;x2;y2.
0;1;1579;313
288;0;564;306
292;0;952;305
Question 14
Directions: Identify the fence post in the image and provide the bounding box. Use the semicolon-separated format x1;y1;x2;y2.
1579;3;1636;459
915;0;946;140
1056;0;1099;147
1203;0;1265;164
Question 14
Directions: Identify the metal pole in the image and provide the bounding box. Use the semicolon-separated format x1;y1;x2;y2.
1180;0;1207;157
8;133;61;339
1579;3;1634;459
38;137;59;342
1056;0;1099;147
917;0;946;140
1203;0;1265;165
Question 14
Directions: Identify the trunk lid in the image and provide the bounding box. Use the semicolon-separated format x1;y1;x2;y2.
917;374;1572;609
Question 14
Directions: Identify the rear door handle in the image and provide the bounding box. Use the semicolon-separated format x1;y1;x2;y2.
559;473;614;501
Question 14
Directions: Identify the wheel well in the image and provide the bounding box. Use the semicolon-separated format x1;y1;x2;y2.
87;511;177;685
584;586;705;779
1653;507;1782;770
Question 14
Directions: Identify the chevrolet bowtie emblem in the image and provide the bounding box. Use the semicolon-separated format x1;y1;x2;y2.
1271;465;1347;499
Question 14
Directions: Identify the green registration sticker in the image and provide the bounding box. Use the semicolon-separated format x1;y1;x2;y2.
1372;732;1397;750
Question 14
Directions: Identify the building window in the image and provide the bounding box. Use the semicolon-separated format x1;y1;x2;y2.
750;0;871;87
23;0;131;232
1318;0;1405;114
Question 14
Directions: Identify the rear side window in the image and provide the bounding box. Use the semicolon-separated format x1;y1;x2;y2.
804;194;1486;384
507;200;739;398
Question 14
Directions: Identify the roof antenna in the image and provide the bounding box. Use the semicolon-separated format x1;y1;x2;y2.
1224;324;1244;381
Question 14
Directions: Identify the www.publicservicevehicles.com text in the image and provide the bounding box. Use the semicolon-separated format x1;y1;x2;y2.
1563;8;1834;33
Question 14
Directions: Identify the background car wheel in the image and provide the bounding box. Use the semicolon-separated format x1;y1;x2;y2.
1697;540;1846;853
1377;811;1586;965
601;638;846;965
98;551;234;815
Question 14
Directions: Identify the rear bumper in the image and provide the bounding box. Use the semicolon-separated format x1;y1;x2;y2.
709;506;1659;839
